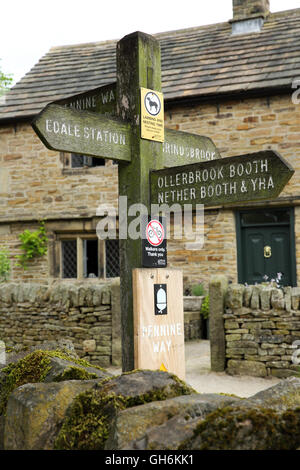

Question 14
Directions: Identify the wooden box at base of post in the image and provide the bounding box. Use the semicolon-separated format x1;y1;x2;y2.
133;268;185;381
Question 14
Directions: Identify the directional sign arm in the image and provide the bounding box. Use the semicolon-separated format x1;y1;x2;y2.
163;128;221;168
150;150;294;209
32;103;132;162
53;82;117;115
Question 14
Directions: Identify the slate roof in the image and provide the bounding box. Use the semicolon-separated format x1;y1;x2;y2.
1;8;300;122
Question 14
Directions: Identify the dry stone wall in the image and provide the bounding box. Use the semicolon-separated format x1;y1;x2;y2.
224;283;300;378
0;282;119;368
0;283;203;370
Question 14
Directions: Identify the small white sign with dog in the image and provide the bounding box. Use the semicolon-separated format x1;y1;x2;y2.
141;87;164;142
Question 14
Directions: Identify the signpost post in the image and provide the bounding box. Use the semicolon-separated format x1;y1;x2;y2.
32;31;294;379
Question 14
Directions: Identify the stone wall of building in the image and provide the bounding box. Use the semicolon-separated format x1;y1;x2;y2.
0;123;119;220
224;283;300;378
1;92;300;286
165;92;300;286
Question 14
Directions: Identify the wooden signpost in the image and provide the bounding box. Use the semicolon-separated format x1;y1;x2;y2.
32;31;294;379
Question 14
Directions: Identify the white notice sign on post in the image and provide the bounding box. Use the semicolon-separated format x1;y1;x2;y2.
133;268;185;380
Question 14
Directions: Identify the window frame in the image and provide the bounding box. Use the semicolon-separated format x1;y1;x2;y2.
58;234;103;280
61;152;108;173
56;234;119;280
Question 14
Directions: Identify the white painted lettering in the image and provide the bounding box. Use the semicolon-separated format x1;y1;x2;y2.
46;119;52;132
259;178;266;190
268;176;274;190
261;159;268;172
251;178;257;191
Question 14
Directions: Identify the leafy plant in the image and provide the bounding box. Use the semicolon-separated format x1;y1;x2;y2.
191;283;206;297
16;221;48;270
200;295;209;319
0;61;13;96
0;248;10;282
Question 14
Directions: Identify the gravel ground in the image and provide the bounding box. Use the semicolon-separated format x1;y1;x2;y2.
185;340;280;398
107;339;281;398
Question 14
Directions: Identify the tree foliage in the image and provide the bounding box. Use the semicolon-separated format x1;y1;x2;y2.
0;61;13;96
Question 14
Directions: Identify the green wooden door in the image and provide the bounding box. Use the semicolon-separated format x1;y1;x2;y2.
242;226;291;285
237;208;296;287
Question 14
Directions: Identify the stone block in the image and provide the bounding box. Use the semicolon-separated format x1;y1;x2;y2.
271;289;285;310
270;369;297;378
232;307;252;316
92;286;103;306
227;329;248;334
250;286;261;310
260;288;272;310
82;339;96;353
291;287;300;310
113;394;240;451
243;285;253;307
258;335;285;344
4;381;98;450
261;321;276;329
266;361;290;369
225;284;244;309
101;289;111;305
242;334;255;341
243;348;258;355
183;296;203;312
227;360;267;377
224;321;239;329
226;334;241;341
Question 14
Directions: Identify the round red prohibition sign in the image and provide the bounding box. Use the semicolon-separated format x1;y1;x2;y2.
146;220;164;247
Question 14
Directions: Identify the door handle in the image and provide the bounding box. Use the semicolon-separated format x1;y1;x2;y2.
264;246;272;258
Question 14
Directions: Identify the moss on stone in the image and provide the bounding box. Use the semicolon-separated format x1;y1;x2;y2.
45;350;106;372
219;392;243;399
179;405;300;450
54;371;196;450
263;390;300;410
53;366;98;382
0;349;106;416
0;350;52;415
54;390;127;450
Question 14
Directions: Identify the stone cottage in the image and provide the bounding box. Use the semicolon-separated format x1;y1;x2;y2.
1;0;300;290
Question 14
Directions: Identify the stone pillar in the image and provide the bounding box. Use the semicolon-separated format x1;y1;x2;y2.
111;278;122;367
209;275;228;372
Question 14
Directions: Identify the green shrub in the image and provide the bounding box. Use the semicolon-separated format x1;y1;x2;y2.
200;295;209;319
16;221;48;270
191;283;206;297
